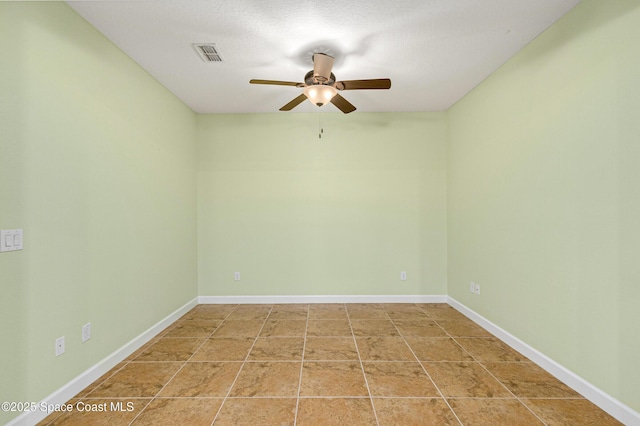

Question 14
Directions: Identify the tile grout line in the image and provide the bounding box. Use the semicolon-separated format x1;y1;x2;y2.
209;305;274;426
293;305;311;426
447;332;549;426
79;315;188;404
430;313;548;426
346;304;381;426
126;304;237;426
390;307;464;426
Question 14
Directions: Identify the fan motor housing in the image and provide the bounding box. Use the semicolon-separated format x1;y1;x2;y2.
305;71;336;87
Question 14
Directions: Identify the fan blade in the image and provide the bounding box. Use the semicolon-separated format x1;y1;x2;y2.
250;79;303;87
336;79;391;90
279;94;307;111
313;53;334;83
330;93;356;114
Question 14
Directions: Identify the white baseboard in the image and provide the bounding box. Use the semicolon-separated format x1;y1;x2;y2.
7;297;198;426
198;294;448;304
447;297;640;426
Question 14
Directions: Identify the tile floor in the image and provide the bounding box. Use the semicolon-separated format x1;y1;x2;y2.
38;303;621;425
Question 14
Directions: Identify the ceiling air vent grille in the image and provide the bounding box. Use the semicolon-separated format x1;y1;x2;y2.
194;43;223;62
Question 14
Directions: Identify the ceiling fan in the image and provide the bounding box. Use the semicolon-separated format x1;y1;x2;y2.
250;53;391;114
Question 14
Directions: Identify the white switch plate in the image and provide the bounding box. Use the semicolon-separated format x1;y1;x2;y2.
1;229;23;252
470;282;475;293
13;229;23;249
475;284;481;295
234;272;240;281
400;271;407;281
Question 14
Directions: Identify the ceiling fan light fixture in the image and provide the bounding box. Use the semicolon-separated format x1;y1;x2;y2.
304;85;337;107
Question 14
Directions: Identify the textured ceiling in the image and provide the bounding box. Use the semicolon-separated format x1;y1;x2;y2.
67;0;581;114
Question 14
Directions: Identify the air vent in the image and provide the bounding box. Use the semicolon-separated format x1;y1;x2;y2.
193;43;223;62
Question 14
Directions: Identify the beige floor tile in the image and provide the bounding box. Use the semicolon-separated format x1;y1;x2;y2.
46;399;150;426
422;307;468;321
268;310;309;320
348;309;390;320
88;362;182;398
132;398;222;425
381;303;420;311
215;398;296;425
259;319;307;337
435;319;492;337
373;398;459;426
296;398;377;425
308;309;348;320
386;310;431;320
309;303;345;310
448;398;544;425
484;362;580;398
455;337;528;362
126;339;161;360
73;363;127;397
132;338;204;362
362;362;439;397
186;306;236;320
247;337;304;361
306;319;352;336
304;337;359;360
422;362;512;398
350;320;399;336
230;362;301;397
300;361;369;396
308;304;346;316
270;304;309;314
393;320;448;337
164;319;220;338
234;304;274;310
355;337;415;361
522;398;623;425
225;307;271;321
211;320;264;338
346;303;384;311
158;362;242;397
191;337;254;361
272;303;309;311
405;337;474;362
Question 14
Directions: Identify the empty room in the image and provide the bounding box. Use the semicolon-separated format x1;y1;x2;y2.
1;0;638;425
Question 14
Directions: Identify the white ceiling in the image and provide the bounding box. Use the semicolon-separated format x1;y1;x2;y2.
67;0;581;114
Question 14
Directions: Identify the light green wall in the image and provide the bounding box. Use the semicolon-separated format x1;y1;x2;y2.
447;0;640;412
0;4;28;422
197;113;447;296
0;3;197;423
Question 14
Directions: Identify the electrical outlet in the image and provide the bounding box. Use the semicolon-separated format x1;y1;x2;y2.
475;284;481;295
55;336;65;356
400;271;407;281
470;282;475;293
234;272;240;281
82;323;91;343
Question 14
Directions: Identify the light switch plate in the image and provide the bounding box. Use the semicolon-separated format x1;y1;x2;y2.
1;229;22;252
0;229;22;252
12;229;23;250
0;230;11;252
